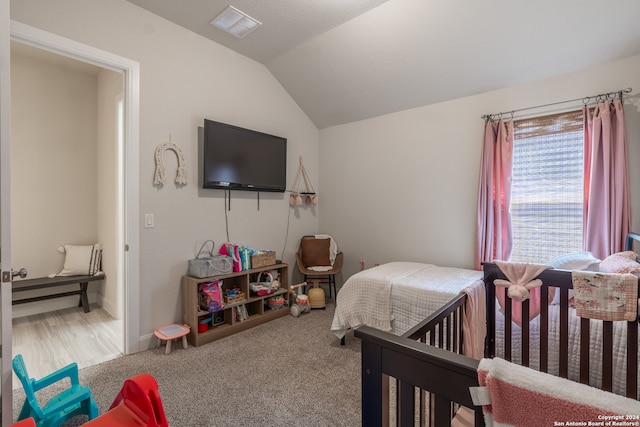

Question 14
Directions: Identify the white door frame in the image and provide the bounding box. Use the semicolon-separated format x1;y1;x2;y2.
0;1;13;425
9;21;141;355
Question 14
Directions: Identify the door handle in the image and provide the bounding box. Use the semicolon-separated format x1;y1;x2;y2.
12;268;27;279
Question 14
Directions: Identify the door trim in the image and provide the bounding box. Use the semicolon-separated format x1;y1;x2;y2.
1;1;13;424
10;21;141;354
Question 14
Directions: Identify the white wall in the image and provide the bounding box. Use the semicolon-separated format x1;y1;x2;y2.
11;50;98;278
320;54;640;280
9;0;320;346
10;50;107;316
11;50;124;319
97;68;124;319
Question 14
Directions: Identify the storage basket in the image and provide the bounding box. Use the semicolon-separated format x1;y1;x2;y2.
224;289;246;304
188;240;233;278
249;271;277;296
251;251;276;268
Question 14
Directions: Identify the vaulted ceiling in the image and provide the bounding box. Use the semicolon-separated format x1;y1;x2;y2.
125;0;640;129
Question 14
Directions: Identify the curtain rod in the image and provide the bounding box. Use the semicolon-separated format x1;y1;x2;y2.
481;87;633;121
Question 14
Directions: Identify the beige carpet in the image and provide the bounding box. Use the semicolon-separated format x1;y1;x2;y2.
12;303;362;427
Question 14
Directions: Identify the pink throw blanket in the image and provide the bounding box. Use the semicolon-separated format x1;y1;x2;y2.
478;357;640;426
493;261;554;326
461;280;486;360
571;270;638;321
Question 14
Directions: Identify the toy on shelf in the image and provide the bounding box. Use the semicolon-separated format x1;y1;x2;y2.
288;282;311;317
249;271;280;296
199;280;225;312
224;287;246;304
267;295;287;309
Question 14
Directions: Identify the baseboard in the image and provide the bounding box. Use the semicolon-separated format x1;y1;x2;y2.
99;295;121;319
139;332;155;351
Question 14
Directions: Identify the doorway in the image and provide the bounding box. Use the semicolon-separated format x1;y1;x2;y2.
9;21;141;355
1;20;140;422
10;39;124;381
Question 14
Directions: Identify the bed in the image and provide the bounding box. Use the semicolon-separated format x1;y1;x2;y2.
330;262;483;341
353;234;640;426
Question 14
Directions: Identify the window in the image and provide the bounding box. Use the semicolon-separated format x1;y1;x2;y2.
509;111;584;263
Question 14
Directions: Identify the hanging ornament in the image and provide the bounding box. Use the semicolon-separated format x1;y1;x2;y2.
154;136;187;186
289;156;317;206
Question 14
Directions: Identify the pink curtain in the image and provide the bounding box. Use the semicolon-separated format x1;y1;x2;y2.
475;119;514;270
583;99;631;259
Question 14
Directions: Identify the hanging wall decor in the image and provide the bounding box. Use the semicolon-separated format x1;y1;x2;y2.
289;156;317;206
154;141;187;186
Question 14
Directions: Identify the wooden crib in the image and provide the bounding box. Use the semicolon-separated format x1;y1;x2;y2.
356;243;640;426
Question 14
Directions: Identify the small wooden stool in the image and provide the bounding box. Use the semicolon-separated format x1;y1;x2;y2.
154;324;190;355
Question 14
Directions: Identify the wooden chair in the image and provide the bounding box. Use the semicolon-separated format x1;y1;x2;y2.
12;354;98;427
295;235;343;300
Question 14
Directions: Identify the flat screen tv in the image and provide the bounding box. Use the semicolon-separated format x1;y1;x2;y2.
203;119;287;192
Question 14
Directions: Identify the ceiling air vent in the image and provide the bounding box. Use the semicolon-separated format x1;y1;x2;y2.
210;5;262;39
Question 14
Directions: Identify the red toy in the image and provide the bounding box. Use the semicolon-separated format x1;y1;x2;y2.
84;373;168;427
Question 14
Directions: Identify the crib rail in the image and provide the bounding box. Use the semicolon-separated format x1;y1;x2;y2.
404;293;466;351
483;262;640;399
355;293;483;427
355;258;640;426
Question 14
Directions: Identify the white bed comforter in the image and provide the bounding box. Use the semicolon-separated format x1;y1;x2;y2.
330;262;483;338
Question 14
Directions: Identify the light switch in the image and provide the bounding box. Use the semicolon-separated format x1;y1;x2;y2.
144;213;155;228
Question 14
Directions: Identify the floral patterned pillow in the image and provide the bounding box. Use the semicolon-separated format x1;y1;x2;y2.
599;251;640;274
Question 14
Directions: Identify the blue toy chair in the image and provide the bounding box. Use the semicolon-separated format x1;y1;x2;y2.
12;354;99;427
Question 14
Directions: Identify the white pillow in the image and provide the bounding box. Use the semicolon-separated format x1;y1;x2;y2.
547;251;600;305
56;243;103;276
546;251;601;270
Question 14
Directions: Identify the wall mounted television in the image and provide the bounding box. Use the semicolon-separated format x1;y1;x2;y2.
202;119;287;192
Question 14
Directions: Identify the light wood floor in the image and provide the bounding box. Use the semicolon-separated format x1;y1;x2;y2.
11;304;123;389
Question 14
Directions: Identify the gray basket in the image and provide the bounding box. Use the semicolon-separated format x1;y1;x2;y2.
188;240;233;278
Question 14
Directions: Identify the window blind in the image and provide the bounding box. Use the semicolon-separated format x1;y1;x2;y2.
510;110;584;263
